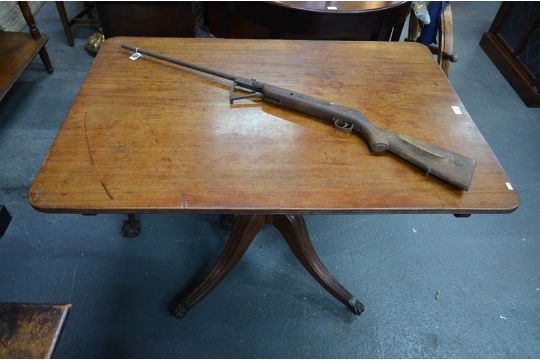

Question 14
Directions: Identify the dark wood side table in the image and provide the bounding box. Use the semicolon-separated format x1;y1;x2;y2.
0;2;52;102
29;37;519;318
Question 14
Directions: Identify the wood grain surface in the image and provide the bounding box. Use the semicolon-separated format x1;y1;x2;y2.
29;37;519;214
0;303;70;359
0;31;47;101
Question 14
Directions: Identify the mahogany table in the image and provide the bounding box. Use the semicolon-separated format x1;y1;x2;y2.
29;37;519;318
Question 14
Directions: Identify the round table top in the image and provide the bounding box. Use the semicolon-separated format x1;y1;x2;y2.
274;1;408;13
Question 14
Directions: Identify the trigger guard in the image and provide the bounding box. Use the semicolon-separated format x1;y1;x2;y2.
333;118;353;133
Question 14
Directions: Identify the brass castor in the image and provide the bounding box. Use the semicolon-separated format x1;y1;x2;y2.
122;214;140;238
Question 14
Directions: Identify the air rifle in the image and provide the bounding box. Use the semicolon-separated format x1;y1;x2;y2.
121;44;476;190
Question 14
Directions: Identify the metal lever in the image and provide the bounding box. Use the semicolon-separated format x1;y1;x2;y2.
229;82;261;104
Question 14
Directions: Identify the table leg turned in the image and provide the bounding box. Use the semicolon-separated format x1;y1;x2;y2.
18;1;54;73
172;214;364;318
38;48;53;73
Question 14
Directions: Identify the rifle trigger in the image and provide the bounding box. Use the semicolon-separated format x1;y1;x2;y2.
333;118;353;133
229;82;261;104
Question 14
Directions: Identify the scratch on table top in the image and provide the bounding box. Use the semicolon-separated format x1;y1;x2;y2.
181;193;187;208
100;180;114;200
83;112;94;165
150;128;159;144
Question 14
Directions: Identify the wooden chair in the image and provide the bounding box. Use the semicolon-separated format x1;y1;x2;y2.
407;3;458;77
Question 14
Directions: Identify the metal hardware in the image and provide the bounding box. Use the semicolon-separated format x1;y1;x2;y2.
122;213;140;237
333;118;353;133
229;82;261;104
348;297;364;315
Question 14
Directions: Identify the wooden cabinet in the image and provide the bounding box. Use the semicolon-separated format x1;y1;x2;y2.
480;2;540;107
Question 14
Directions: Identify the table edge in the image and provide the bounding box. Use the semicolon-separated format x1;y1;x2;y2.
28;195;520;215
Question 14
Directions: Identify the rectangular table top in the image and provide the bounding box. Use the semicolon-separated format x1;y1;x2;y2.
29;37;519;214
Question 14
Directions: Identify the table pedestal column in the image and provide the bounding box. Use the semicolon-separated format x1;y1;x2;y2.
173;214;364;318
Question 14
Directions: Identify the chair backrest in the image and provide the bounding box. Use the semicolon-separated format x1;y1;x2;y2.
205;1;411;41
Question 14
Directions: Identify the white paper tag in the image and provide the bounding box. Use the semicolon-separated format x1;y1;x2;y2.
129;52;142;61
451;106;462;115
506;182;513;191
327;6;338;10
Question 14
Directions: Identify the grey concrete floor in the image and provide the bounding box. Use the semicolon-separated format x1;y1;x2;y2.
1;2;539;358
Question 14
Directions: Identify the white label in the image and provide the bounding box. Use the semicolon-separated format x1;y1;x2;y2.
129;52;142;61
451;106;462;115
506;182;513;191
327;6;338;10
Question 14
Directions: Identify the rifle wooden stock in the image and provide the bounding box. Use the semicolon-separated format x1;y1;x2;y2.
261;84;476;190
121;44;477;190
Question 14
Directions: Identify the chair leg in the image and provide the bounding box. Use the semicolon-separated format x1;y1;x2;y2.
38;47;53;73
55;1;74;47
440;4;455;77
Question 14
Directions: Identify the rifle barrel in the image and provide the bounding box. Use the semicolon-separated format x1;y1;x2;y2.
121;44;236;81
